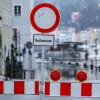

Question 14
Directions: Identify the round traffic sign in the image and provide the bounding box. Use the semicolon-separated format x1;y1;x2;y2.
76;70;87;82
30;3;60;33
50;70;61;81
26;41;32;49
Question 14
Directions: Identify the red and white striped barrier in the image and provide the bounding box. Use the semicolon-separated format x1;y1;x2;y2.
44;82;100;97
0;81;39;95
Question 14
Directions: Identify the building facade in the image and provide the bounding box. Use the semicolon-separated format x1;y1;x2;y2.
0;0;13;75
12;0;36;79
12;0;35;48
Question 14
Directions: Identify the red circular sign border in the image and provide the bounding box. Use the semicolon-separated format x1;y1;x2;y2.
30;3;60;33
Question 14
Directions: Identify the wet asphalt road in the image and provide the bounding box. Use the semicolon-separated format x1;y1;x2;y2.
0;95;100;100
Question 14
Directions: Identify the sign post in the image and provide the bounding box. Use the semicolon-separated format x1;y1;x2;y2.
41;46;45;82
26;41;32;79
30;2;60;95
33;34;54;82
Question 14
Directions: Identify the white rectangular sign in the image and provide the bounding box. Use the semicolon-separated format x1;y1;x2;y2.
33;34;54;46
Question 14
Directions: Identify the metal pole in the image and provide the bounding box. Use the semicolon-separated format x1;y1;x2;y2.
40;46;45;100
41;46;45;82
23;54;25;79
29;49;32;79
11;44;14;79
32;46;35;79
28;49;31;79
95;38;98;79
22;46;26;79
11;54;13;78
18;31;21;62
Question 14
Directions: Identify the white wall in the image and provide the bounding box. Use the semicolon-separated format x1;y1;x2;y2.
0;0;13;74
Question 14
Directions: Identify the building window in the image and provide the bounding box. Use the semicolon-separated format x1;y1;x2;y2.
14;5;21;16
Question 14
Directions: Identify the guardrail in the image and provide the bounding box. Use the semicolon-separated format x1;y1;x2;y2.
44;81;100;97
0;80;100;98
0;80;39;95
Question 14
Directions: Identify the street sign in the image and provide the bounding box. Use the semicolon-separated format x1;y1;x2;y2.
26;41;32;49
30;3;60;33
33;34;54;46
